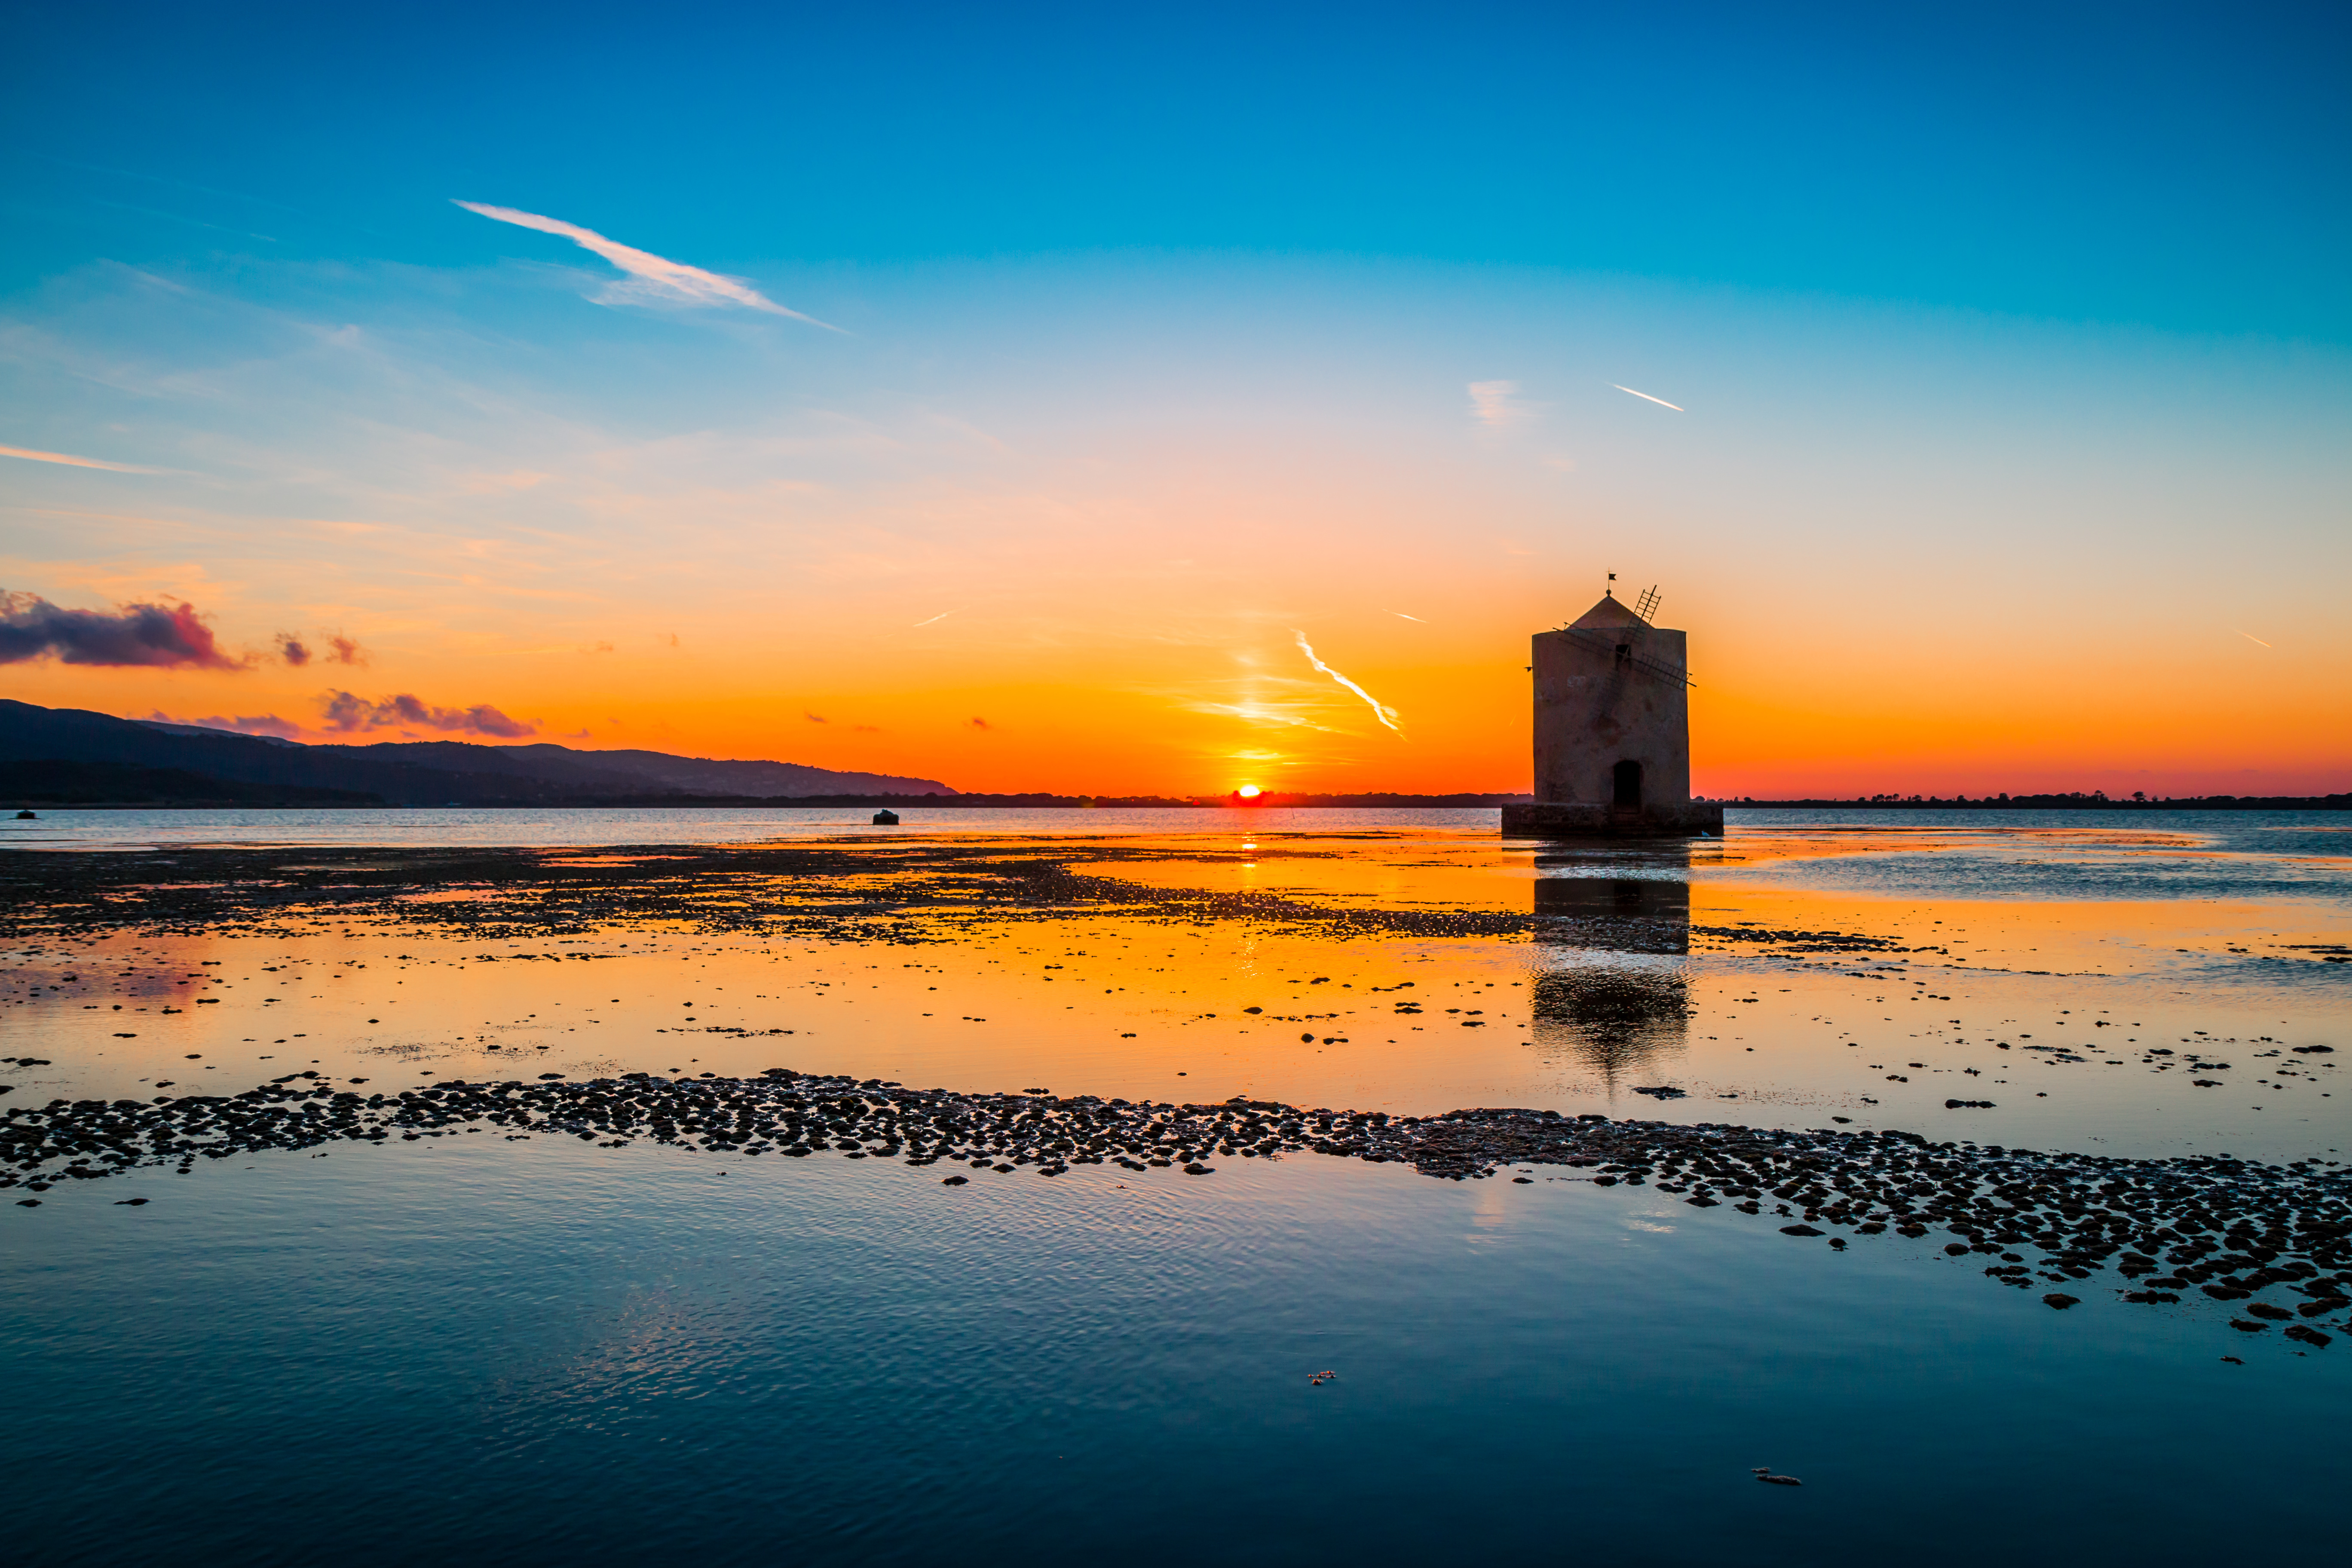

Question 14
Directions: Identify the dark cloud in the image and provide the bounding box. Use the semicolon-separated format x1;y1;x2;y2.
280;632;366;668
0;590;241;669
967;717;992;731
804;711;827;723
320;690;536;738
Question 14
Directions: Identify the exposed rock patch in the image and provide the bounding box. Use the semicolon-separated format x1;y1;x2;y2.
7;1067;2349;1352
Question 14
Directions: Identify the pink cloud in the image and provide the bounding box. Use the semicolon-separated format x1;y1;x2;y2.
320;690;536;738
0;590;243;669
149;711;306;740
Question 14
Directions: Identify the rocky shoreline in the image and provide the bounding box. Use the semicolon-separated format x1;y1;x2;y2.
8;1066;2349;1347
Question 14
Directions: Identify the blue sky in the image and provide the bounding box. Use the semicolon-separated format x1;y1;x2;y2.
2;2;2346;793
10;1;2347;337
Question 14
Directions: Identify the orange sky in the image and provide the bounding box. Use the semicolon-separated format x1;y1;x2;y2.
4;259;2347;798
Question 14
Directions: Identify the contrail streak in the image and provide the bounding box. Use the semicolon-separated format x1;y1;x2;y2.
1388;610;1427;622
1293;631;1400;732
1611;384;1684;412
2238;630;2271;648
454;201;843;330
0;443;159;473
913;610;952;628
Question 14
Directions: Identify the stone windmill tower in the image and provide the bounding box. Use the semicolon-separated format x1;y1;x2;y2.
1500;582;1723;837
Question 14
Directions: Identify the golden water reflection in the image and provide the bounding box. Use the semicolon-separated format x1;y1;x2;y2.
3;824;2346;1161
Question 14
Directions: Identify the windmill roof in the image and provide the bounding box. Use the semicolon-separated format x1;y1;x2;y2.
1569;594;1649;630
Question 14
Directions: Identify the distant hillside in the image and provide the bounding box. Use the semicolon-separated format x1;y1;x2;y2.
0;759;380;807
0;700;955;806
306;738;949;800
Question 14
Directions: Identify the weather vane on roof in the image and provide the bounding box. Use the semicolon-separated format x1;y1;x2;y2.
1605;572;1615;598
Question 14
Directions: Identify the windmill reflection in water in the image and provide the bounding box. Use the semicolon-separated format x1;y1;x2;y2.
1528;850;1693;1089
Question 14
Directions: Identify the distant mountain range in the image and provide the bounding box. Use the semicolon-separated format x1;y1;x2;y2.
0;700;955;806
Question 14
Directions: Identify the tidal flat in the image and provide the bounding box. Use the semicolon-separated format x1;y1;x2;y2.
3;808;2348;1564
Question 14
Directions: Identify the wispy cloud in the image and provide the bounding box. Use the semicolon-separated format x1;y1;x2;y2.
320;689;536;738
0;590;242;669
150;710;305;740
2238;630;2272;648
1467;380;1531;430
1388;610;1427;622
1611;383;1684;411
1292;631;1400;733
913;610;954;628
453;201;842;330
1178;700;1340;734
0;443;161;474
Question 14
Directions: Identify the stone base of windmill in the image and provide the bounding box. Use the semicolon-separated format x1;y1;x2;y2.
1499;800;1724;839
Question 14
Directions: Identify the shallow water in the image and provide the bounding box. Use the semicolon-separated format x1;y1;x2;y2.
4;812;2348;1560
10;818;2344;1159
0;802;1499;849
10;1139;2346;1567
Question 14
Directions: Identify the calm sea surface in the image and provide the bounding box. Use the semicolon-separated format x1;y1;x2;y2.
3;810;2346;1563
0;802;1502;847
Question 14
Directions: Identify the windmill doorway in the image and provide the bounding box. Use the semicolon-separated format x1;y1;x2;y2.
1612;759;1643;808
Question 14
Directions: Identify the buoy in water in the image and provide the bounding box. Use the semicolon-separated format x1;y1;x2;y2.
872;809;900;825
